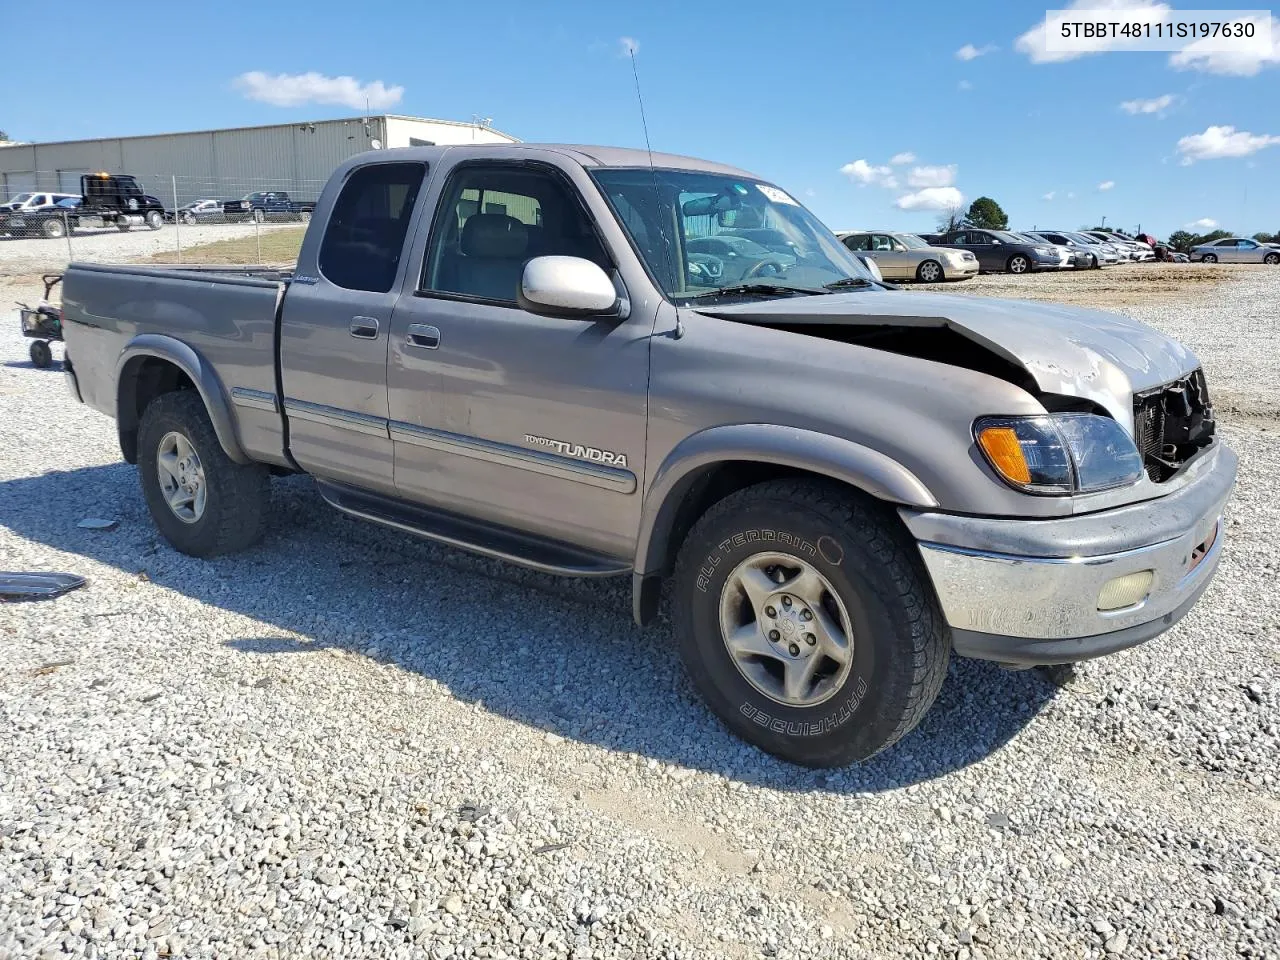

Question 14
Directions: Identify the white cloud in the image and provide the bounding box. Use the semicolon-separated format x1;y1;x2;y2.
1067;191;1076;199
839;159;897;188
889;151;916;165
233;71;403;109
955;43;996;61
619;36;639;56
895;186;965;211
1184;218;1218;230
1120;93;1175;115
1097;180;1115;191
907;164;958;188
958;79;974;91
1170;14;1279;75
1176;125;1280;163
1042;191;1056;201
1016;0;1171;63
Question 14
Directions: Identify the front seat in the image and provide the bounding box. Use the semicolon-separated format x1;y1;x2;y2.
453;213;530;301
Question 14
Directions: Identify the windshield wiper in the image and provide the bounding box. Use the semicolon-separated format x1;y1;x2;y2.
823;276;874;290
686;283;827;301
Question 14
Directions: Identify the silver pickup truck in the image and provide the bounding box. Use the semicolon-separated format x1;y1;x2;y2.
61;144;1235;767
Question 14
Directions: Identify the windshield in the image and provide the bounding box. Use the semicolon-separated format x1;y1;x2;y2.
897;233;931;249
10;193;33;204
591;168;874;301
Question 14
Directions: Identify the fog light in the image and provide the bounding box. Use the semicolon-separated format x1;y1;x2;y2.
1097;570;1154;611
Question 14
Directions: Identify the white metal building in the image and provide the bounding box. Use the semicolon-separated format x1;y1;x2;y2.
0;115;519;205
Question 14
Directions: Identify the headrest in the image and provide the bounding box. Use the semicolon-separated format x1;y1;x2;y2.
461;214;528;259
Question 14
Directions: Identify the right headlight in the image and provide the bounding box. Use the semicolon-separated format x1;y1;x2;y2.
974;414;1145;494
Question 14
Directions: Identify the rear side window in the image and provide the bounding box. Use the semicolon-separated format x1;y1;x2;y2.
319;162;425;293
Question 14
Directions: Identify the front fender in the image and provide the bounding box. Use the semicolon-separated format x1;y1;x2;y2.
115;334;248;464
632;422;937;581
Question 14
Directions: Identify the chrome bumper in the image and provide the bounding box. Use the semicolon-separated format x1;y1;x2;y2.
900;444;1237;664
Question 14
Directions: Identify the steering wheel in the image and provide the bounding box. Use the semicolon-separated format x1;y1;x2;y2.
742;256;784;279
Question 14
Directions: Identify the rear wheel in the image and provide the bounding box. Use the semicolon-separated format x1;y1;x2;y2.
915;259;943;283
41;218;66;239
252;208;265;224
299;210;312;224
1007;255;1030;274
137;391;270;557
1201;253;1217;263
672;479;950;767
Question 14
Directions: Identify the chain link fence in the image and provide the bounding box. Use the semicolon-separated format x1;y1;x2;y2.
1;173;325;273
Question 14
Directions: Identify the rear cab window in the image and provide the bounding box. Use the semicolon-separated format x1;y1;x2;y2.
317;162;426;294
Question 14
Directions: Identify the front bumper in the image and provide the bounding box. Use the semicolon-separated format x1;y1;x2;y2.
900;443;1237;665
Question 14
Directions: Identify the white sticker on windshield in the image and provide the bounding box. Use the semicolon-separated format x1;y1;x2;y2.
756;184;798;205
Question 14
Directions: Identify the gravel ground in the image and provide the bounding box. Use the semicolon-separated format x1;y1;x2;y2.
0;222;300;276
0;265;1277;960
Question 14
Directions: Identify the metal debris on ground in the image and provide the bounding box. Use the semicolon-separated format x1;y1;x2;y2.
0;572;87;601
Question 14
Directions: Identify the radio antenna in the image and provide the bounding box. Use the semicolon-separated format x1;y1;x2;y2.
629;45;682;337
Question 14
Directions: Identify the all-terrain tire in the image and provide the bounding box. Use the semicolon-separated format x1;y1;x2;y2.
137;390;270;557
672;479;950;767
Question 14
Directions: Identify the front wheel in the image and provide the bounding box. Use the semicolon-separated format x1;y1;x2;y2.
299;210;312;224
1201;253;1218;263
672;480;950;767
915;259;943;283
145;210;163;230
251;209;265;224
137;391;270;557
1007;255;1030;274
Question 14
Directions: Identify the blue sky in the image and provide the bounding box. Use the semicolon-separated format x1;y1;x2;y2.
2;0;1277;237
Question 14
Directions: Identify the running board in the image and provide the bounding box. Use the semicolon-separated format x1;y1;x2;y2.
315;480;631;578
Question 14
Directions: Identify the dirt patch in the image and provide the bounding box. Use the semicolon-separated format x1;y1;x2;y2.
917;263;1257;308
142;226;305;266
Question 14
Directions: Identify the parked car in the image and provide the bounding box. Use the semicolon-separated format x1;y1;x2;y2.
0;191;78;213
0;192;79;236
223;191;315;223
1190;237;1280;264
686;235;796;284
61;143;1234;767
1009;233;1082;270
1025;230;1117;268
1082;231;1153;261
933;229;1063;274
171;199;226;224
838;231;978;282
4;198;82;239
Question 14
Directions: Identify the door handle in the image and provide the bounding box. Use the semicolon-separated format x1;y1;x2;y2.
405;323;440;350
349;317;379;339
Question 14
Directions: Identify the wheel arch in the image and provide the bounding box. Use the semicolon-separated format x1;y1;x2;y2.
630;424;938;625
115;334;248;465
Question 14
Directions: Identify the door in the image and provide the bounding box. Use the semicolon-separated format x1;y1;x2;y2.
965;231;1000;271
387;160;652;559
1234;239;1260;262
278;161;428;495
868;233;910;278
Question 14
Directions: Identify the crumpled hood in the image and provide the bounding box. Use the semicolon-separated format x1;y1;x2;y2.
697;290;1201;430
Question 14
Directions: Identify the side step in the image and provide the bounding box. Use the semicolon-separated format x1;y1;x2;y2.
315;480;631;578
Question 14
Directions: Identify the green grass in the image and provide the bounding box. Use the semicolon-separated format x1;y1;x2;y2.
144;226;306;265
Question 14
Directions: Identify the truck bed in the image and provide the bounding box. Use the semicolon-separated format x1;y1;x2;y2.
62;261;291;467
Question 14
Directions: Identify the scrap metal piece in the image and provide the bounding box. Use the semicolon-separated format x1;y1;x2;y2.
0;572;88;600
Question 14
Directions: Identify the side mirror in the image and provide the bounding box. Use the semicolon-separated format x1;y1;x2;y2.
518;256;628;319
856;254;883;282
